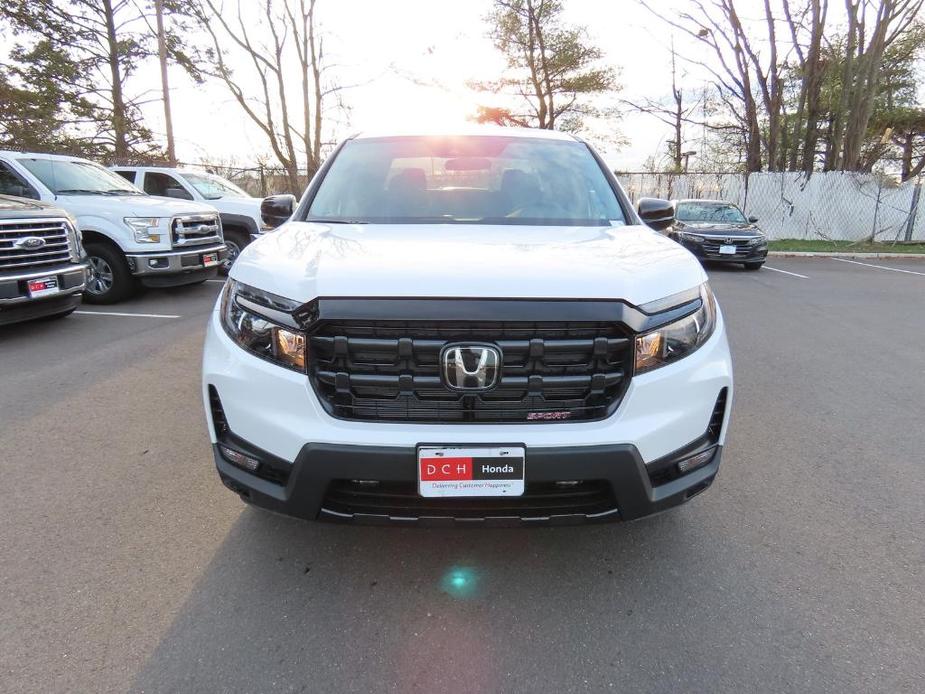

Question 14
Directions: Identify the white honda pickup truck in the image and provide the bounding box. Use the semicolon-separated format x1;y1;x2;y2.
202;127;733;526
0;151;227;303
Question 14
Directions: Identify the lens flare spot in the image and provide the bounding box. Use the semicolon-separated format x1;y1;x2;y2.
440;566;480;599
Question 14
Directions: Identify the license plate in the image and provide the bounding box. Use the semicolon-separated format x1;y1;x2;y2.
418;446;525;497
719;244;737;255
202;252;219;267
27;276;59;298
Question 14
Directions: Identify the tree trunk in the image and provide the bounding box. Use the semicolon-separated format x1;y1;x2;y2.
154;0;176;165
102;0;128;159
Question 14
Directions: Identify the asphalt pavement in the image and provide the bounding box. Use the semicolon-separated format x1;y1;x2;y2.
1;260;923;694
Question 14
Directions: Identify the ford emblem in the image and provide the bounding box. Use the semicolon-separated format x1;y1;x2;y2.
14;236;46;250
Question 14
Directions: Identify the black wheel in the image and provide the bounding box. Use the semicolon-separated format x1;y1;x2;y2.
220;229;249;275
83;243;137;304
744;261;764;271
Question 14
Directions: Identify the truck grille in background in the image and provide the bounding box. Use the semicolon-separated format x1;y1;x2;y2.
172;214;221;247
0;218;73;272
309;321;633;423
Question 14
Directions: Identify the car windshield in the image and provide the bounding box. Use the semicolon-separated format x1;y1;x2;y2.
306;135;626;226
18;158;142;195
181;172;250;199
676;201;748;224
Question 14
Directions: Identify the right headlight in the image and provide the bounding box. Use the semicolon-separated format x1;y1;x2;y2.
635;283;717;373
124;217;162;243
220;280;307;372
678;231;704;243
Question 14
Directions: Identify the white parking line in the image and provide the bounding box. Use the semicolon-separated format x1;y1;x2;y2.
762;265;810;279
831;257;925;276
74;310;181;319
206;279;226;284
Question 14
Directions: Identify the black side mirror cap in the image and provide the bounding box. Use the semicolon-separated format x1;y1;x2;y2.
637;197;675;232
748;215;759;224
261;194;297;228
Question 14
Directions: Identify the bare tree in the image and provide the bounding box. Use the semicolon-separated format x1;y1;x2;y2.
826;0;924;171
192;0;340;193
624;41;704;171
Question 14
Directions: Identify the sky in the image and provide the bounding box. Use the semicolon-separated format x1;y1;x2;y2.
133;0;717;171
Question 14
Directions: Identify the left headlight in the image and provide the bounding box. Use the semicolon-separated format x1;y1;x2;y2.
221;280;307;372
124;217;162;243
635;283;717;373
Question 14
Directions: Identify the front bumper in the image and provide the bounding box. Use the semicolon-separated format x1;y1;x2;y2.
126;243;227;287
203;301;734;524
679;240;768;263
0;262;87;325
213;438;723;525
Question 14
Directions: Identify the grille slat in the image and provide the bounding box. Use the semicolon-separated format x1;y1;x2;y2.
0;218;73;272
323;479;617;518
309;319;633;423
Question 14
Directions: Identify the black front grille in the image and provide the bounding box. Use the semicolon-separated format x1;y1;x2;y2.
308;320;633;423
323;479;617;519
701;238;756;256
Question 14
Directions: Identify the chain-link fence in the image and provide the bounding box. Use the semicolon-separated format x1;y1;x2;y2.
178;162;310;197
616;171;925;243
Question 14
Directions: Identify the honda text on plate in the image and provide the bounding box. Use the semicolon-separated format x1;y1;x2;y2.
202;127;733;526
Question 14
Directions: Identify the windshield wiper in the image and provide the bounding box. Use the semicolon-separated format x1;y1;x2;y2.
56;188;101;195
104;188;143;195
304;218;369;224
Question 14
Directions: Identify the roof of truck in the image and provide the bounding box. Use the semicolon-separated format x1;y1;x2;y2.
350;125;579;142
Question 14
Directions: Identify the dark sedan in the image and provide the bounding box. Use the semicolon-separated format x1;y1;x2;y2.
669;199;768;270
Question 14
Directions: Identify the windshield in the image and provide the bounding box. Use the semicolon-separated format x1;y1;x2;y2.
18;158;142;195
676;201;748;224
307;136;626;226
181;172;250;199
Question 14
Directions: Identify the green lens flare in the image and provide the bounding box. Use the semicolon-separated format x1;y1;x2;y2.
440;566;480;599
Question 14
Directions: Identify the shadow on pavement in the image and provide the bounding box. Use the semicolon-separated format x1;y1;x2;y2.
127;501;832;694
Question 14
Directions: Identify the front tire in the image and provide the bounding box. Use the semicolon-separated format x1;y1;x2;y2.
83;243;137;304
744;261;764;271
220;229;249;275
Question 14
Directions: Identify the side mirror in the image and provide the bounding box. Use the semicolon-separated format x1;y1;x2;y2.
748;215;759;224
261;194;296;228
165;187;193;200
637;197;675;232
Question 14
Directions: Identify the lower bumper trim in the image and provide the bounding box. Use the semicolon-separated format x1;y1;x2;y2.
213;439;723;526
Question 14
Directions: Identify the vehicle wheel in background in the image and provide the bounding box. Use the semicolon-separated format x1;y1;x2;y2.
220;229;249;275
83;243;137;304
744;261;764;271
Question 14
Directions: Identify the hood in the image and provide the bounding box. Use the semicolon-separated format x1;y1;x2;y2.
230;222;708;307
676;221;762;236
0;195;68;220
210;197;262;218
58;193;218;218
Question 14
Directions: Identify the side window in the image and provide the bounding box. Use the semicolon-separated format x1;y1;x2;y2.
113;170;137;184
143;172;193;200
0;161;39;199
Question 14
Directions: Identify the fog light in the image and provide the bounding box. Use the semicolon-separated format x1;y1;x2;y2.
219;444;260;472
147;257;168;269
677;447;716;474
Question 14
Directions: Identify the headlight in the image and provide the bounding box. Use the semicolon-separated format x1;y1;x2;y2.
635;283;717;373
678;232;704;243
125;217;162;243
749;236;767;246
220;280;307;371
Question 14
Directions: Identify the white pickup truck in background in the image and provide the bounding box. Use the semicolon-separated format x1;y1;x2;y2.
0;151;227;303
112;166;270;272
